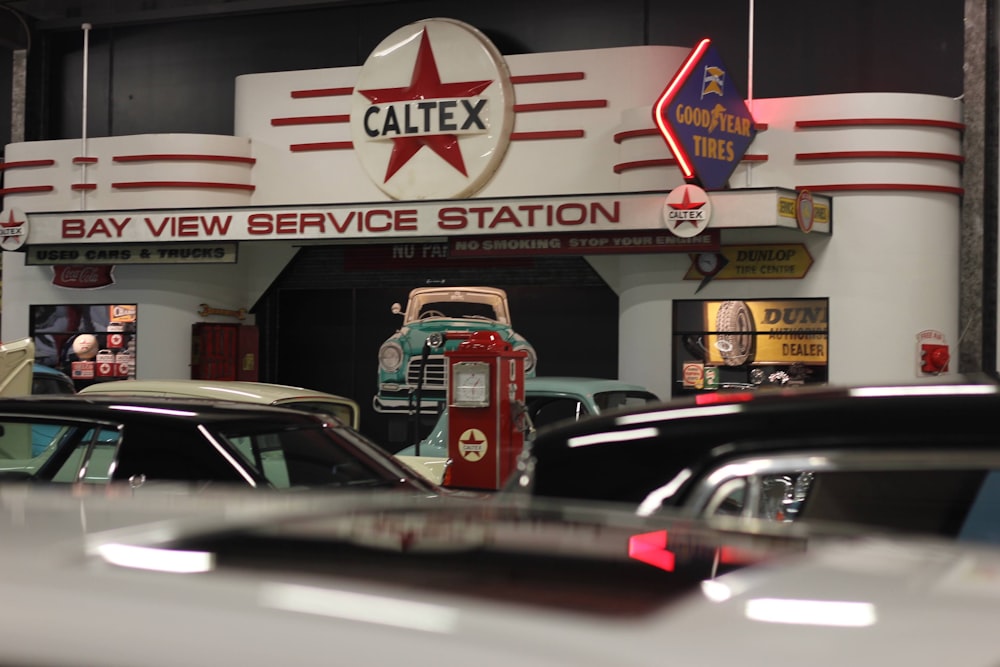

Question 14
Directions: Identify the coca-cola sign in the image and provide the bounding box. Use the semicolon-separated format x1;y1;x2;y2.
51;265;115;289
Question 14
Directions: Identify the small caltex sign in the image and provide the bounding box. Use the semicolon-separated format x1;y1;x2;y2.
662;184;712;237
653;39;757;190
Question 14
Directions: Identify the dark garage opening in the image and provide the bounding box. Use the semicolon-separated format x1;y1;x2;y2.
254;244;620;451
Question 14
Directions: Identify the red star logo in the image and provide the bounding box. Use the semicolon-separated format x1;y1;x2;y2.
459;429;487;461
358;28;493;182
667;187;707;228
460;432;485;446
0;210;24;230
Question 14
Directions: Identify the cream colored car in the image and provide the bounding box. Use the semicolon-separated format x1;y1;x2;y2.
79;379;361;429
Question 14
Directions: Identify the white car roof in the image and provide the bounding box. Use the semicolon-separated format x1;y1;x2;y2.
407;286;507;298
79;379;346;404
79;379;361;427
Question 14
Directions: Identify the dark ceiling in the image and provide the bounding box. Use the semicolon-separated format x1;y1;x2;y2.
1;0;377;30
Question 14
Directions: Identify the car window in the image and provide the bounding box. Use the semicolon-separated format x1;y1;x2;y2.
111;425;246;486
527;397;587;430
592;390;659;412
795;469;987;536
406;291;508;324
50;427;121;484
416;301;498;321
706;473;813;522
0;420;53;464
32;374;76;395
0;420;120;482
217;425;399;490
703;467;991;537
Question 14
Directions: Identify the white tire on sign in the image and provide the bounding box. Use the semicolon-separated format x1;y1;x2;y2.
716;300;755;366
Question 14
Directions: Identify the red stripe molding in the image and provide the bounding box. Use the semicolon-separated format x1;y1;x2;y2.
293;129;588;147
796;150;963;163
72;157;99;164
514;99;607;113
613;155;765;173
510;130;584;141
111;181;255;191
272;114;350;126
511;72;585;84
0;185;54;194
113;154;256;165
0;159;55;170
291;87;354;98
613;158;680;173
795;118;965;131
290;141;354;152
71;183;98;191
797;183;963;195
614;125;767;144
614;128;661;143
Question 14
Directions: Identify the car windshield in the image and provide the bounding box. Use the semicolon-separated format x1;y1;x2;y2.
217;424;403;490
593;390;660;412
406;291;508;324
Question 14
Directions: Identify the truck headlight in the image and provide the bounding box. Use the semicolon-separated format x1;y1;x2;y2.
517;344;537;373
378;341;404;373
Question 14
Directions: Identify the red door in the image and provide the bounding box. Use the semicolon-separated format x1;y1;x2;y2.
191;323;238;380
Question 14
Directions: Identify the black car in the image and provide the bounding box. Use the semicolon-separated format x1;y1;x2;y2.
0;394;437;493
507;379;1000;541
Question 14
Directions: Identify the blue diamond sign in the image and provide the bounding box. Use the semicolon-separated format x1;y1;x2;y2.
653;39;757;190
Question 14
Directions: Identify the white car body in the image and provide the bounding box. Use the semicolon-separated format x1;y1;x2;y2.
653;537;1000;665
1;484;998;666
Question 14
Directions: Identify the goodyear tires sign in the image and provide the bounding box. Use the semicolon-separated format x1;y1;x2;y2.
653;39;757;190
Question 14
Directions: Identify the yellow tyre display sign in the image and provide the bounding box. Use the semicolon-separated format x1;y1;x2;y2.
704;299;827;366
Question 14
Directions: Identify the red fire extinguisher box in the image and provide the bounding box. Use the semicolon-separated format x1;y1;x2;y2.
444;331;527;491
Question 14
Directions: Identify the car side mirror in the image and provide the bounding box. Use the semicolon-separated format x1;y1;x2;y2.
391;302;402;315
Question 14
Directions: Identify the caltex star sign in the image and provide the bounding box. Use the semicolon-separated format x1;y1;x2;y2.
662;183;712;238
351;19;515;200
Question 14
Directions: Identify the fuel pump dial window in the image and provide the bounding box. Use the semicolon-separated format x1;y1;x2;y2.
453;362;490;407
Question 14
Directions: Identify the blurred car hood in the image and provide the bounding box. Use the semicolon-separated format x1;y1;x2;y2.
3;485;997;666
649;535;1000;665
0;485;804;666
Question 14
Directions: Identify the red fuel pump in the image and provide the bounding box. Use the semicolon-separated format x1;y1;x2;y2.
442;330;527;491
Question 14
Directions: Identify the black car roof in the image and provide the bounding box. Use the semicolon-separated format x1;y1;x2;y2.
0;394;325;427
524;381;1000;503
532;380;1000;446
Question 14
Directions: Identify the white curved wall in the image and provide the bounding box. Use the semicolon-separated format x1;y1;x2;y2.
602;92;963;397
0;45;964;390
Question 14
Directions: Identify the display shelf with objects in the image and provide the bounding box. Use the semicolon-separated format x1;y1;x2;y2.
29;304;136;391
